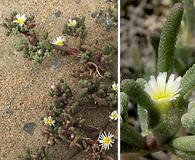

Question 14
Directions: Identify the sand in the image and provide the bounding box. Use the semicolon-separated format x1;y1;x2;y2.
0;0;117;159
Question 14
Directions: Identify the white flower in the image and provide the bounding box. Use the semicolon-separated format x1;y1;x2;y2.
109;110;118;121
44;116;55;126
112;82;118;92
51;85;55;90
98;131;115;150
52;36;65;46
67;18;77;27
13;14;27;27
145;72;182;103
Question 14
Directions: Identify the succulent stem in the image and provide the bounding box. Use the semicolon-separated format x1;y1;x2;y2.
121;79;160;128
121;123;145;150
157;3;183;74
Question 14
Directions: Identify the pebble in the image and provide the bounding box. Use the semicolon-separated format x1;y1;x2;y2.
54;10;62;17
5;106;13;115
50;58;62;70
23;122;37;135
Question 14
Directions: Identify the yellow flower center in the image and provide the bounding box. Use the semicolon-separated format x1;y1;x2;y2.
114;86;118;91
47;119;53;126
17;18;25;25
112;114;118;119
103;137;112;145
56;41;63;46
152;90;174;101
68;20;77;27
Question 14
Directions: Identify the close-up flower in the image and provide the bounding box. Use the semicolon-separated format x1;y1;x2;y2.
13;14;27;27
52;36;65;46
112;82;118;92
67;18;77;27
145;72;182;103
44;116;55;126
98;131;115;150
109;110;118;121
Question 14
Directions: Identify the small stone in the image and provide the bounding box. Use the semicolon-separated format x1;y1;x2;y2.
23;122;37;135
74;0;81;4
4;106;13;115
50;58;62;69
54;10;62;17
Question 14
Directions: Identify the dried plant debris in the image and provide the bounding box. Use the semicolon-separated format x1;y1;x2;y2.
2;4;117;159
18;146;48;160
51;36;80;56
42;78;117;159
91;3;118;31
63;17;87;39
2;12;35;36
72;45;117;107
42;42;118;158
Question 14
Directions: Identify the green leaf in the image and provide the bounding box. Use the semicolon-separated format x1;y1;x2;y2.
181;101;195;134
137;105;150;136
179;64;195;99
168;145;195;160
121;123;145;150
136;78;150;135
120;92;129;123
136;78;147;88
157;3;183;74
152;106;184;144
121;79;160;128
171;136;195;152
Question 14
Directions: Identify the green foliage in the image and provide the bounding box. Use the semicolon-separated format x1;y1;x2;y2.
121;79;160;128
121;123;145;151
181;102;195;134
137;106;149;136
179;64;195;99
63;17;87;39
169;146;195;160
157;3;183;74
2;12;35;36
171;136;195;152
120;3;195;159
152;106;184;143
120;92;129;123
80;51;91;63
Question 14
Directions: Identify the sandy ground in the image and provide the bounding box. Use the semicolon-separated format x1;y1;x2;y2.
0;0;117;159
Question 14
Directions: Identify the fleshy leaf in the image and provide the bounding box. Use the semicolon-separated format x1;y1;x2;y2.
179;64;195;99
121;79;160;128
181;101;195;134
157;3;183;74
171;136;195;152
121;123;145;150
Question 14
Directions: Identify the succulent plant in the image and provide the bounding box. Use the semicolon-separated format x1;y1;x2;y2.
2;12;53;64
63;17;87;39
2;12;35;36
121;3;195;160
